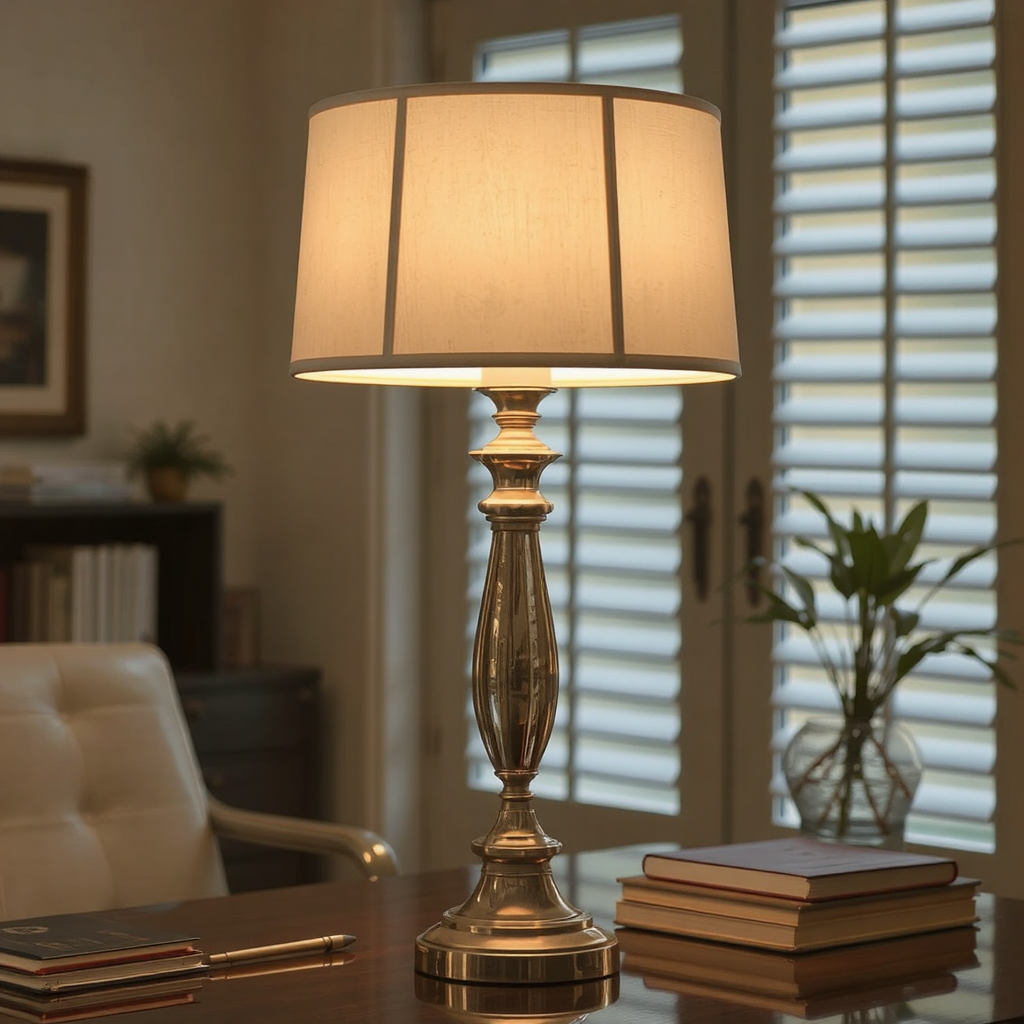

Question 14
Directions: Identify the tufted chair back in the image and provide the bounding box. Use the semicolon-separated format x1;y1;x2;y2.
0;642;228;920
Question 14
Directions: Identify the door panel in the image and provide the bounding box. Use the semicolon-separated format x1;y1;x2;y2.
421;0;739;870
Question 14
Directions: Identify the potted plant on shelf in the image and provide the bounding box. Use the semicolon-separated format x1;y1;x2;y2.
127;419;232;503
750;491;1017;849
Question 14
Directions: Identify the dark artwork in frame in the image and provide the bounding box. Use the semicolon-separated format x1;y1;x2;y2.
0;158;87;436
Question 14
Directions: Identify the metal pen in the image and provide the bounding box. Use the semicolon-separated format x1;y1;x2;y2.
206;934;356;966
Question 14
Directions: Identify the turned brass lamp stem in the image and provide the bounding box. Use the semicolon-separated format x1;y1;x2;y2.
414;387;618;984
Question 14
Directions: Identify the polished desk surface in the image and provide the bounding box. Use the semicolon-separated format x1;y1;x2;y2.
6;847;1022;1024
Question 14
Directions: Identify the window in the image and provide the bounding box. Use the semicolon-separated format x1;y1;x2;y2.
427;0;1024;888
771;0;1000;851
465;16;687;816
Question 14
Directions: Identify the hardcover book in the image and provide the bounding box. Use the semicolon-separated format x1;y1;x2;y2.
618;873;979;927
614;885;978;951
0;955;206;995
0;914;196;975
642;837;958;901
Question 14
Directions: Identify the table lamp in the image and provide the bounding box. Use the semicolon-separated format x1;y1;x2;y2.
290;82;740;985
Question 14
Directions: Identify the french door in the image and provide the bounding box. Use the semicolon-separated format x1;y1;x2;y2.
419;0;1024;897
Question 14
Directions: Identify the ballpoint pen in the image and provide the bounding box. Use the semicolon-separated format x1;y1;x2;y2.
206;934;356;966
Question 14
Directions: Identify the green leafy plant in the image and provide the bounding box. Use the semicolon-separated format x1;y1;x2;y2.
126;420;231;482
750;491;1018;842
751;491;1018;722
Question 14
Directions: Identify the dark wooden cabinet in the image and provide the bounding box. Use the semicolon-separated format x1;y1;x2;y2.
175;665;324;893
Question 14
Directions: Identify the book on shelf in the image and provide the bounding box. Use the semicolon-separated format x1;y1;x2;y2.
10;544;157;645
641;837;958;902
0;973;203;1022
614;876;979;951
615;922;979;1002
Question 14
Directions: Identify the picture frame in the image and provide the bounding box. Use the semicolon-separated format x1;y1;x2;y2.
0;158;87;436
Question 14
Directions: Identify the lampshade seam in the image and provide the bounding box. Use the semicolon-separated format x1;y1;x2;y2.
382;95;408;358
602;95;625;362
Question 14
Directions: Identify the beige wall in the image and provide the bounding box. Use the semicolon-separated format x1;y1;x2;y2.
0;0;263;574
0;0;426;869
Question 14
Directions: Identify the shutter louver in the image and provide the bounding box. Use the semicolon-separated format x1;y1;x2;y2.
466;16;685;817
772;0;1000;852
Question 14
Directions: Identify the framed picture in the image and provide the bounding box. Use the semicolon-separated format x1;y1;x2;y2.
0;158;87;435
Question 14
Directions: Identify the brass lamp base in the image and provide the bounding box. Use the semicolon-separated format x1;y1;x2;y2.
414;844;618;983
414;922;617;986
414;388;618;985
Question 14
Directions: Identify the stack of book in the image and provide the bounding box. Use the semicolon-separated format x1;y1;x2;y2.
0;913;204;996
0;463;132;505
615;837;977;953
4;543;158;644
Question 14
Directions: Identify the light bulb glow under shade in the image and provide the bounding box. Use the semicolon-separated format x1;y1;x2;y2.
290;82;740;388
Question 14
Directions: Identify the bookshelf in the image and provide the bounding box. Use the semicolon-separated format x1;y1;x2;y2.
0;501;221;670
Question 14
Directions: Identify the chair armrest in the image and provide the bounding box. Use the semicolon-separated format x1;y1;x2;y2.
206;796;400;880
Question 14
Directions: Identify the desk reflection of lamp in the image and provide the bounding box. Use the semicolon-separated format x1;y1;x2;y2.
290;82;740;986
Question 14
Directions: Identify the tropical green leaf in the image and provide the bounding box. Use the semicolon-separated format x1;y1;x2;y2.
780;566;817;627
800;491;850;561
936;539;1020;590
847;525;890;596
890;607;920;638
747;490;1020;703
889;501;928;574
952;640;1017;691
792;536;857;599
874;563;927;607
894;633;954;684
746;590;811;629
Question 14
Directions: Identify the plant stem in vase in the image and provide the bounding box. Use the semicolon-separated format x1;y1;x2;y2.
783;716;922;849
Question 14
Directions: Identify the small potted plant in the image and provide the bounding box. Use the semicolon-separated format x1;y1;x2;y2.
750;491;1017;848
127;420;231;502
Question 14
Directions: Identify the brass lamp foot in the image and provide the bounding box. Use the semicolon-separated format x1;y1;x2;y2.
415;779;617;983
415;909;617;985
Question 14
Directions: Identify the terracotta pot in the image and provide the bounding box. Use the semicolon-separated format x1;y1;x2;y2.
145;466;189;502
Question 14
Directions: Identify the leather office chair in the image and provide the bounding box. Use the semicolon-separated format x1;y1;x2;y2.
0;642;398;920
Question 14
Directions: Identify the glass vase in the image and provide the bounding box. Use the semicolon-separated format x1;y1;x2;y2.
782;716;923;850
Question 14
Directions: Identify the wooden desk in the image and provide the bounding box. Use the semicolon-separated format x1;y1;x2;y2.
6;847;1022;1023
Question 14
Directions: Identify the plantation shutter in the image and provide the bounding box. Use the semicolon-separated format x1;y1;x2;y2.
771;0;1000;851
465;17;686;816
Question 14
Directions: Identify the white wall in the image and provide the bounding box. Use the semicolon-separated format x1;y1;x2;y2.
0;0;426;870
